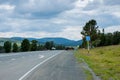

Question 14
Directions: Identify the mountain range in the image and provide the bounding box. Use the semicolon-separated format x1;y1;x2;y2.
0;37;82;46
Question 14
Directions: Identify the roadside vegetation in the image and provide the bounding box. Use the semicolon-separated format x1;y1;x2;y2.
75;45;120;80
75;19;120;80
0;39;66;53
80;19;120;48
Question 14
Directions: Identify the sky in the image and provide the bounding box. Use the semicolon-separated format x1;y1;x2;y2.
0;0;120;40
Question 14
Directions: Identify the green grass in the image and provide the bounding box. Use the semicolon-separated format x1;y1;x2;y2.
75;45;120;80
84;70;93;80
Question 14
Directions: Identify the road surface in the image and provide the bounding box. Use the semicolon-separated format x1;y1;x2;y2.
0;50;86;80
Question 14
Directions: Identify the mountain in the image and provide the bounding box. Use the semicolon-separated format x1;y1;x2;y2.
37;38;82;46
11;37;36;41
11;37;82;46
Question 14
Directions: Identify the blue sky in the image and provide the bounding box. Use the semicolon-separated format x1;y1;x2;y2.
0;0;120;40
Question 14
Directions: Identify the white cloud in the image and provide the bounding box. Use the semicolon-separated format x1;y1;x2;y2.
74;0;89;8
0;26;82;40
0;0;120;40
0;4;15;10
112;12;120;18
104;25;120;33
15;0;75;17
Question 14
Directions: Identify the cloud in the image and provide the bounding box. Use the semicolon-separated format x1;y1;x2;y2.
0;4;15;10
13;0;75;18
0;26;82;40
104;25;120;33
104;0;120;6
0;0;120;40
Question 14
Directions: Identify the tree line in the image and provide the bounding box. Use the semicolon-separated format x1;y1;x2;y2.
1;39;65;53
80;19;120;48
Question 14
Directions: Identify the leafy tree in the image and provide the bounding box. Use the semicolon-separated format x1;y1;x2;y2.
4;41;11;53
21;39;30;51
0;46;4;53
81;19;100;48
113;31;120;45
37;44;45;50
98;29;106;46
45;41;54;50
12;43;19;52
104;33;113;46
98;30;120;46
30;40;38;51
55;45;65;50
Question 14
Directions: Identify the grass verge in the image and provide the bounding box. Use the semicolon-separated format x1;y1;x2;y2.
74;45;120;80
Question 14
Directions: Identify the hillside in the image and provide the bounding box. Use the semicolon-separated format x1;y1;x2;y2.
37;38;82;46
0;37;82;46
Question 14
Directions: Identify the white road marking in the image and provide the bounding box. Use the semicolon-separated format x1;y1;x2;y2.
18;53;60;80
39;55;44;59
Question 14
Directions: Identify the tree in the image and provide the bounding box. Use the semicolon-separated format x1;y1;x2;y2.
12;43;19;52
81;19;100;48
104;33;113;46
4;41;11;53
30;40;38;51
113;31;120;45
0;46;4;53
55;45;65;50
99;29;106;46
21;39;30;51
37;44;45;50
44;41;54;50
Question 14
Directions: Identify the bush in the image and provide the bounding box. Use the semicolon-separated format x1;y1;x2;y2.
4;41;11;53
21;39;30;52
12;43;19;52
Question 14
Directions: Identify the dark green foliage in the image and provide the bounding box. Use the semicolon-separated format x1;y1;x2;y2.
21;39;30;52
30;40;38;51
98;31;120;46
0;46;4;53
112;31;120;45
81;20;120;48
99;29;106;46
104;33;113;45
37;45;45;50
55;45;65;50
12;43;19;52
0;46;3;50
81;19;100;47
44;41;54;50
4;41;11;53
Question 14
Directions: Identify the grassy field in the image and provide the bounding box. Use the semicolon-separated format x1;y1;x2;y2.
75;45;120;80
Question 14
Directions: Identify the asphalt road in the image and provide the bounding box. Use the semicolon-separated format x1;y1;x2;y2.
0;50;86;80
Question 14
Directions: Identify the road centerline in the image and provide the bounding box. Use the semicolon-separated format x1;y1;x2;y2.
18;52;61;80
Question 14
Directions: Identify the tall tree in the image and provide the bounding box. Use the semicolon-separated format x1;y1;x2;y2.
99;29;106;46
104;33;113;46
21;39;30;51
113;31;120;45
55;45;65;50
4;41;11;53
81;19;100;47
12;43;19;52
37;44;45;50
44;41;54;50
30;40;38;51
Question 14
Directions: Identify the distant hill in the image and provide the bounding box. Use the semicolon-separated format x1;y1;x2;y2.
2;37;83;46
37;38;82;46
11;37;37;41
0;38;21;46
